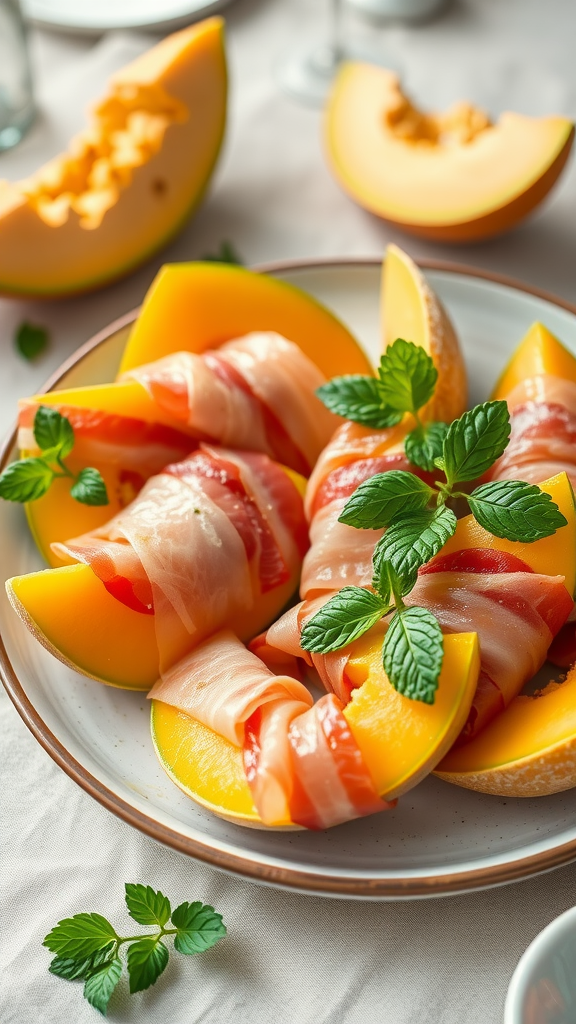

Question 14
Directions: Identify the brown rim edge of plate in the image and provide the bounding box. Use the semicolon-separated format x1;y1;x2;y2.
1;257;575;899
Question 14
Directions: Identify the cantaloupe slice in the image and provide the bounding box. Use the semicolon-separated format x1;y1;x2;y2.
326;63;574;242
150;632;480;827
435;666;576;797
382;244;467;422
0;19;227;297
119;262;373;378
438;472;576;596
6;468;306;690
492;322;576;401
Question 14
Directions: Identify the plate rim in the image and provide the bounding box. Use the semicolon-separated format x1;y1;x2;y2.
1;256;575;899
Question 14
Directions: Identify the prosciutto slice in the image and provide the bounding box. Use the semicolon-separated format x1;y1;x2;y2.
301;498;383;598
18;400;194;505
149;629;389;829
488;375;576;491
123;332;340;475
54;447;305;671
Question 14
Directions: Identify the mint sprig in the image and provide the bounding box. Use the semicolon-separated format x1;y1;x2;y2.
15;321;49;361
316;376;402;428
0;406;109;507
305;364;568;703
43;883;226;1016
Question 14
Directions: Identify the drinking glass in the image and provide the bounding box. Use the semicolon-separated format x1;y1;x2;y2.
278;0;397;106
0;0;35;151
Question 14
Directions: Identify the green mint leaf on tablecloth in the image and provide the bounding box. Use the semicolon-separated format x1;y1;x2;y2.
49;945;116;982
43;913;118;960
383;606;444;704
338;470;434;529
33;405;75;458
316;376;402;429
301;587;387;654
84;957;123;1016
467;480;568;541
377;339;438;414
15;321;49;361
171;902;227;955
0;457;54;502
125;884;171;928
202;240;243;264
405;421;449;473
373;507;457;596
127;938;169;993
442;400;510;484
70;467;109;506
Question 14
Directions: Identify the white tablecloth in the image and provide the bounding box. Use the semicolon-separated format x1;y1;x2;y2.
1;2;575;1021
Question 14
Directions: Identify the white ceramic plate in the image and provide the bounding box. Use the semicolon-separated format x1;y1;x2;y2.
1;258;576;899
23;0;234;34
505;905;576;1024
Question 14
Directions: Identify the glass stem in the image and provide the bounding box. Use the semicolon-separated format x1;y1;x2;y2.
329;0;344;63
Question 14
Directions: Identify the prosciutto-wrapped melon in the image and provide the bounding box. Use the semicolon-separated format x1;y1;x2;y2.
21;332;341;566
489;322;576;667
151;629;480;828
7;447;308;689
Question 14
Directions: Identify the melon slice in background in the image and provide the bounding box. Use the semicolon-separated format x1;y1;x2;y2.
0;18;227;297
382;243;467;422
326;63;574;242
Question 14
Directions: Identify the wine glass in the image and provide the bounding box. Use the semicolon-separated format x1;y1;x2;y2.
277;0;397;106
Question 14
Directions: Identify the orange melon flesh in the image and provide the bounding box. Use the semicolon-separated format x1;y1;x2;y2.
435;666;576;797
7;564;159;690
326;63;574;242
119;262;372;378
150;632;480;826
23;381;180;427
382;244;467;423
0;19;227;297
492;322;576;400
438;473;576;596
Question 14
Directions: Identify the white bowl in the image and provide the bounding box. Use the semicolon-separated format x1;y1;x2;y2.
504;905;576;1024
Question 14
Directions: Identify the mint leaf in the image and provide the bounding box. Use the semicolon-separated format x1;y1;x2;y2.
405;421;448;473
49;945;115;981
125;884;171;928
300;587;387;654
202;240;243;265
171;902;226;955
442;401;510;484
70;467;109;506
383;606;444;704
33;406;74;458
373;506;457;595
316;376;402;429
378;339;437;413
467;480;568;541
338;470;434;529
84;958;122;1016
0;458;54;502
127;939;169;994
43;914;118;960
15;321;49;361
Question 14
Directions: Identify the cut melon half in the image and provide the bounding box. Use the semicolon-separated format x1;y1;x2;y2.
0;18;227;297
326;63;574;242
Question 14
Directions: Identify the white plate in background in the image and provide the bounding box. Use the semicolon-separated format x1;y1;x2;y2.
23;0;235;34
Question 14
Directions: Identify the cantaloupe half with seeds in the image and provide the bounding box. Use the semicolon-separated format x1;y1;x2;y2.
0;19;227;297
5;466;306;691
150;632;480;827
119;261;372;377
435;665;576;797
382;244;466;422
492;321;576;402
326;63;574;242
438;472;576;596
